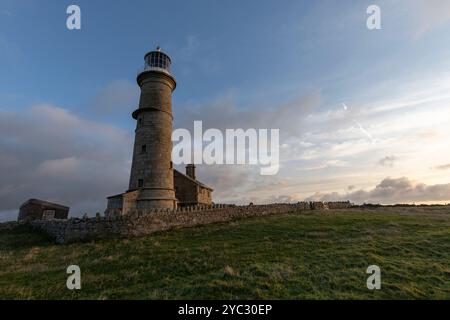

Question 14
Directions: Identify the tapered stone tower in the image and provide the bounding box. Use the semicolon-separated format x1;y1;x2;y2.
128;47;177;209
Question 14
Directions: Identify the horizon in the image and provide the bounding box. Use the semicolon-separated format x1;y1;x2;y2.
2;0;450;221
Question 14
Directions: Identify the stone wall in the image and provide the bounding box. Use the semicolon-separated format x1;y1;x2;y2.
122;190;139;214
326;201;352;209
29;201;352;244
197;186;212;205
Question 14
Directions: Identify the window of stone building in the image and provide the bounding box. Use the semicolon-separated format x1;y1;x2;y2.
141;145;147;153
42;210;55;220
138;179;144;188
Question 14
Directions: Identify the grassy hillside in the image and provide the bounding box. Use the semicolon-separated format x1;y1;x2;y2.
1;207;450;299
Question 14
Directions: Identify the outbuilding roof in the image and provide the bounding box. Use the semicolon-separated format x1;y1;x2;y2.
20;198;70;210
174;169;213;191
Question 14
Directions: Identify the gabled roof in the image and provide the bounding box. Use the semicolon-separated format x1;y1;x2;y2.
174;169;213;191
20;198;69;210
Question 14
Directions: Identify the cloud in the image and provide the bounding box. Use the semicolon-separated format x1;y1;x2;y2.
415;0;450;37
172;74;450;206
433;163;450;170
378;155;397;167
176;34;221;75
0;104;132;222
180;35;200;58
305;177;450;204
174;90;322;139
192;164;253;203
341;103;375;144
90;80;139;117
170;91;322;203
36;157;81;178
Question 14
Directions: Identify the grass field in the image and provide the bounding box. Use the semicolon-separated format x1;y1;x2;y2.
1;207;450;299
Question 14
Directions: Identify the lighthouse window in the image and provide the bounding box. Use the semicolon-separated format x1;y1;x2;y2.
141;145;147;153
138;179;144;188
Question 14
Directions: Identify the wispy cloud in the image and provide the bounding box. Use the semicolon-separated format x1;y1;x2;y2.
176;34;221;75
90;80;139;120
378;155;397;167
433;163;450;171
180;35;200;58
342;103;375;144
175;90;322;139
414;0;450;38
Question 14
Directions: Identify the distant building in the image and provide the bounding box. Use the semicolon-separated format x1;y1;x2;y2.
18;199;69;221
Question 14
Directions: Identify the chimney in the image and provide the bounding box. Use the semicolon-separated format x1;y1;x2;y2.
186;164;196;180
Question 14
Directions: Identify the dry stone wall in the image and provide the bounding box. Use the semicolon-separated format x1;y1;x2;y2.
29;201;352;244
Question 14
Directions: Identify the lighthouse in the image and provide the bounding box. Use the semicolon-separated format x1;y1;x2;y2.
128;47;177;209
106;47;213;216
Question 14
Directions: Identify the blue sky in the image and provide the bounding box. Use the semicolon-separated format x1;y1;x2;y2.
2;0;447;116
2;0;450;220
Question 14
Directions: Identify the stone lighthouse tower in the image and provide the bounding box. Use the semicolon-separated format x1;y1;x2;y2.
106;47;213;216
128;47;177;209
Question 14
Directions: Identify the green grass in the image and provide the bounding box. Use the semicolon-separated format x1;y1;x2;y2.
1;207;450;299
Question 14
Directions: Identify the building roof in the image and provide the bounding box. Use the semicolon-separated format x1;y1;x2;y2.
107;193;124;199
174;169;213;191
107;170;214;200
20;198;70;210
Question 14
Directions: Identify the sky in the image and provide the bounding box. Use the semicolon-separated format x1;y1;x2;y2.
1;0;450;221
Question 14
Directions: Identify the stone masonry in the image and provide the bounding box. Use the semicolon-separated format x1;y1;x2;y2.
127;48;178;209
30;201;352;244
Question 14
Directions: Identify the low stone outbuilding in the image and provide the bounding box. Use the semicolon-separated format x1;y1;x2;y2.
18;199;69;221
